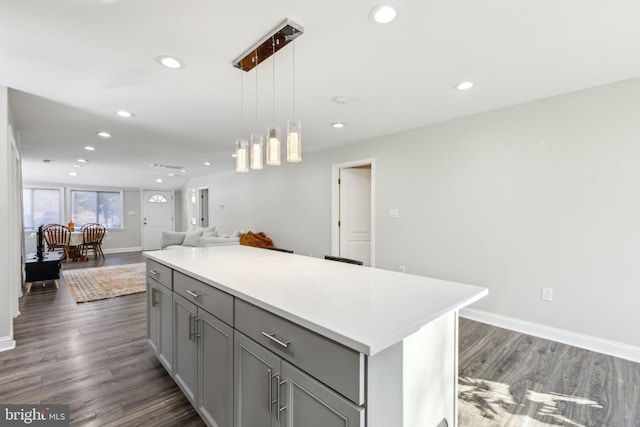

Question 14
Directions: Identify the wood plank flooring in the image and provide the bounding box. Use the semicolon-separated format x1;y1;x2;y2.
4;252;638;426
2;252;204;427
458;318;640;427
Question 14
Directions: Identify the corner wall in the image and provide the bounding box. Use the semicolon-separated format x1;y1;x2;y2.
184;77;640;350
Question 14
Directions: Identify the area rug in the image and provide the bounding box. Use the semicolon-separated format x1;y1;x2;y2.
63;263;146;303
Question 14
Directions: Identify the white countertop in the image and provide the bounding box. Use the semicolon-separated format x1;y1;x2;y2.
144;245;488;356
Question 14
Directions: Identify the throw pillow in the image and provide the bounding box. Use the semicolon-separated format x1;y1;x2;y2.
161;231;186;248
203;230;219;238
182;230;203;246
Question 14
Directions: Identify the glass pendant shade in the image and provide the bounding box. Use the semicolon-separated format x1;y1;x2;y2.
250;133;264;170
287;119;302;162
235;139;249;173
266;127;281;166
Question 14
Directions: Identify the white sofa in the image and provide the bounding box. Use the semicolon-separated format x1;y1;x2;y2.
160;226;242;249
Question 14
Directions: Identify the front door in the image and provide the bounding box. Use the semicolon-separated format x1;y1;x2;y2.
142;190;174;250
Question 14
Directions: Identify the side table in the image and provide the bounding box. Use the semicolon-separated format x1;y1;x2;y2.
25;252;62;294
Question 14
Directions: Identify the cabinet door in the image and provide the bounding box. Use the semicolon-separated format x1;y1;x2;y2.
234;332;280;427
174;294;198;404
198;310;233;427
157;282;173;374
147;281;160;354
281;361;364;427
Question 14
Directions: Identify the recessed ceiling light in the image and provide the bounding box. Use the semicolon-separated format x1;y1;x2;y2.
156;178;163;183
204;162;212;166
156;55;185;69
84;146;96;151
77;158;88;163
331;123;345;128
455;81;474;91
180;169;188;173
334;97;350;105
72;164;82;168
69;172;78;177
97;131;112;138
369;4;397;24
168;173;175;177
116;110;134;118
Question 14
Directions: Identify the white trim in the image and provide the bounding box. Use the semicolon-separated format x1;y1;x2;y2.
103;246;143;254
460;308;640;364
0;336;16;353
331;158;376;267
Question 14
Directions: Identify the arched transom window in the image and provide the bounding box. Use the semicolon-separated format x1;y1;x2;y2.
148;194;168;203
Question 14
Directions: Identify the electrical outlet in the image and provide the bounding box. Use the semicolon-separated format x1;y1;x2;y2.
399;265;406;273
541;287;553;302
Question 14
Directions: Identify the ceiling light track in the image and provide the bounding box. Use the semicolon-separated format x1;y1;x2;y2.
232;19;303;72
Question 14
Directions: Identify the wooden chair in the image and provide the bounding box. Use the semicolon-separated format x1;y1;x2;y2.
324;255;364;265
43;224;71;262
80;223;106;260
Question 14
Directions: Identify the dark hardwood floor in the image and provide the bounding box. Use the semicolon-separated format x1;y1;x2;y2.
5;252;639;426
458;318;640;427
2;251;204;427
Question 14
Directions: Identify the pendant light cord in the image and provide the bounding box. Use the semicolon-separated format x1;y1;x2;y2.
272;37;276;123
292;41;296;119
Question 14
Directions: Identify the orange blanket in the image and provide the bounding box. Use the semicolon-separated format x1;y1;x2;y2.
239;231;274;249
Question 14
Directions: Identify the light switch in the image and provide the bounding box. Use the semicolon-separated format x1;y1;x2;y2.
128;211;136;216
389;208;399;218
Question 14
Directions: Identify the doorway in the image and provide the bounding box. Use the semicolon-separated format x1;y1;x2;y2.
198;187;209;228
142;189;175;250
331;159;375;267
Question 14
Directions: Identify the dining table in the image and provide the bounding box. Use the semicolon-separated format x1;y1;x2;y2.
67;230;109;261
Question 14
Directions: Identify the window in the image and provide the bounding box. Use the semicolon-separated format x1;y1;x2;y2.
23;188;62;230
148;194;168;203
70;190;123;229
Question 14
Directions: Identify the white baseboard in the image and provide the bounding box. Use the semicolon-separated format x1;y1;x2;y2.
103;247;143;254
0;336;16;353
460;308;640;364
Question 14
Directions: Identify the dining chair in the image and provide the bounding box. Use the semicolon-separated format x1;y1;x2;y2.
80;223;106;259
324;255;364;265
43;224;71;262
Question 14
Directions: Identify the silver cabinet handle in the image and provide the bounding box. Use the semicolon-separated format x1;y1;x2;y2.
154;288;160;306
193;316;201;339
186;289;201;299
149;270;160;276
277;376;287;420
150;287;156;307
261;332;290;348
267;369;273;413
188;313;193;341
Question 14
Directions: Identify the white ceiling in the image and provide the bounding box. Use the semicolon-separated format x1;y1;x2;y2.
3;0;640;189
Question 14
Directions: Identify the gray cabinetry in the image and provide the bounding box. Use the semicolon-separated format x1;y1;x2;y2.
281;361;363;427
234;331;363;427
173;294;198;403
174;290;234;427
147;260;173;374
234;331;281;427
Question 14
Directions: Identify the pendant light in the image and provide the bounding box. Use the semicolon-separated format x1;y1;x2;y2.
267;36;281;166
287;40;302;162
250;51;264;170
235;65;249;173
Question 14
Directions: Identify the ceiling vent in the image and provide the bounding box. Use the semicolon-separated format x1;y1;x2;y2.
149;163;185;170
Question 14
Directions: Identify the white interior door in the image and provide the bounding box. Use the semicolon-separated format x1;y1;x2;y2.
339;167;372;266
142;190;174;250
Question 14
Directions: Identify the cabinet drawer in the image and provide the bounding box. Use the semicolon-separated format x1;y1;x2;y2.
147;259;172;290
235;299;365;405
174;271;234;326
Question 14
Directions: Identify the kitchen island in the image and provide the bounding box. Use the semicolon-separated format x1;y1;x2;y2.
144;245;488;427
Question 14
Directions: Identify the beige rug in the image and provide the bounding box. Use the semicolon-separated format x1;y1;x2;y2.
63;263;146;303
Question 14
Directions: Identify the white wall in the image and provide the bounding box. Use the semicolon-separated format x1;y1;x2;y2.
0;86;17;352
183;77;640;350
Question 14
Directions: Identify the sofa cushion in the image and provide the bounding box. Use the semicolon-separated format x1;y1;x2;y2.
161;231;186;248
182;230;203;246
